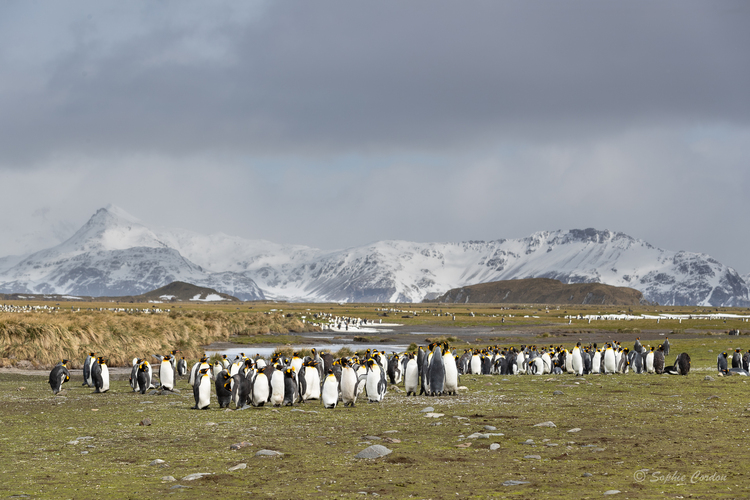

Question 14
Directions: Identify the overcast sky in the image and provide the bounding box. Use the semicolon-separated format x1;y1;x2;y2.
1;1;749;273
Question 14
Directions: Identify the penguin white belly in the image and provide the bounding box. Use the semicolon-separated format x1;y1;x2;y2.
603;350;616;374
303;369;321;400
100;365;110;392
646;353;655;373
269;372;285;406
443;352;458;393
340;367;357;405
470;355;482;374
366;367;383;402
322;375;339;408
531;357;544;375
160;361;174;390
572;349;583;375
541;353;552;374
196;376;211;409
404;360;419;395
564;352;573;373
252;373;269;406
591;352;601;374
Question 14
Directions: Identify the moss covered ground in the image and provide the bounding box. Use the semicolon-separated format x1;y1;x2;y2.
2;335;750;499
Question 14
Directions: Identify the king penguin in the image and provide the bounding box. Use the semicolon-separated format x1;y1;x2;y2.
404;353;419;396
269;364;285;407
717;352;729;374
603;345;617;374
215;370;233;408
83;352;96;387
322;369;339;409
571;343;584;376
282;368;298;406
192;368;212;409
366;358;386;403
49;360;70;395
160;354;175;391
137;361;152;394
92;357;109;393
252;365;271;407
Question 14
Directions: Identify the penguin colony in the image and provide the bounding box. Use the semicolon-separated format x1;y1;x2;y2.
49;337;692;410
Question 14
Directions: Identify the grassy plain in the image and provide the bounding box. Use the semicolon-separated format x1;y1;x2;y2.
1;300;750;498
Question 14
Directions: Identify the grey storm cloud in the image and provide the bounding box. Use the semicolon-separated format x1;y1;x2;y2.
0;0;748;165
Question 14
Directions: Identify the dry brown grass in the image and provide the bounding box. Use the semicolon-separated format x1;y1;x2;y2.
0;310;317;368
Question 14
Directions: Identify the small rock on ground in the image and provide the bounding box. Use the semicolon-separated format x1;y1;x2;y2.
161;476;176;482
354;445;392;459
704;375;715;381
181;473;212;481
533;421;556;428
484;425;497;431
553;390;564;395
139;419;152;426
582;473;593;477
149;459;165;466
255;450;283;457
524;455;541;460
228;463;247;471
503;480;530;486
490;443;501;451
420;407;435;413
603;491;620;495
567;428;581;433
423;413;444;418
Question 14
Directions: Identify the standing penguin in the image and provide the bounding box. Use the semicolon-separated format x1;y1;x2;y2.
662;337;670;357
252;366;271;407
129;358;142;391
653;345;666;374
137;361;152;394
443;346;459;395
591;349;601;374
645;347;655;373
176;357;187;377
340;359;363;407
282;368;298;406
428;344;445;396
603;345;617;374
571;343;584;376
83;352;96;387
321;369;339;409
92;357;110;393
192;368;212;409
49;360;70;395
717;352;729;374
269;364;285;407
215;370;233;408
366;358;386;403
160;355;175;391
300;361;321;402
404;353;419;396
732;349;742;369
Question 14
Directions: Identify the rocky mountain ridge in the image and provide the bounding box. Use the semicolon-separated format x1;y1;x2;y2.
0;206;747;306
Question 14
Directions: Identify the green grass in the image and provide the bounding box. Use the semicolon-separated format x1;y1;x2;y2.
1;337;749;499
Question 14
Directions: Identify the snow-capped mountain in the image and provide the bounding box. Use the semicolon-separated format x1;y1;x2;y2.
0;206;264;300
0;207;747;306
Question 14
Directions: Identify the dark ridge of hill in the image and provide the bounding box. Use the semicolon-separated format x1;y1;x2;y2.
0;281;240;303
134;281;240;302
425;278;646;305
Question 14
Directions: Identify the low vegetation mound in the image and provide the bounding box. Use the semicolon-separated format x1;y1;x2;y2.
0;309;315;368
426;278;644;305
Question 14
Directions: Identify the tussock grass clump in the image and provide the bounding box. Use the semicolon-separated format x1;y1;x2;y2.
0;310;316;368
